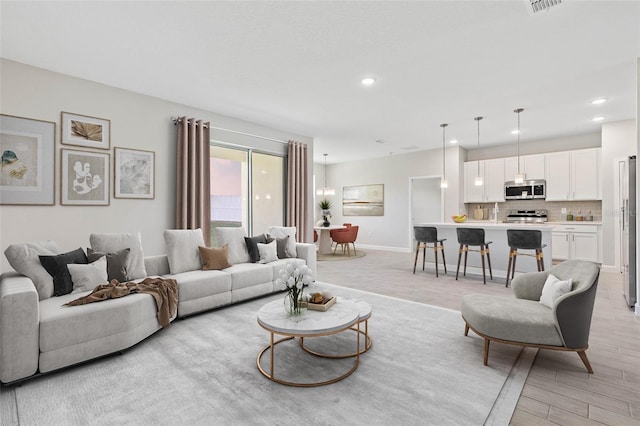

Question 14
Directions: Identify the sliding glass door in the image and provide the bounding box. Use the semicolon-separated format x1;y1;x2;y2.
210;144;284;245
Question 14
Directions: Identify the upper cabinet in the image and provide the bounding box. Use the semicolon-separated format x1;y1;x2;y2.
504;154;546;181
464;158;505;203
545;148;601;201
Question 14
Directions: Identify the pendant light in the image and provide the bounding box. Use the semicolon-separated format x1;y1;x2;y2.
514;108;525;184
440;123;448;188
316;153;335;196
474;116;483;186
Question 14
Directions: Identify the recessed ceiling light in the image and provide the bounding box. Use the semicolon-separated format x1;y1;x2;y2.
449;139;458;144
375;139;386;144
592;116;605;122
591;98;607;105
361;77;376;86
511;129;520;135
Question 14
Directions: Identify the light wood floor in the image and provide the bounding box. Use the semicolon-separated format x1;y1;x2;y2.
316;248;640;425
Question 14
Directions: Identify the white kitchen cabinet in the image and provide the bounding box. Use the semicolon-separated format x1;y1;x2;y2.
504;154;546;181
464;158;504;203
545;148;601;200
551;225;600;262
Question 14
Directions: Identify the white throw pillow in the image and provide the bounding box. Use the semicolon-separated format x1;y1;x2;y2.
258;240;278;264
68;256;108;293
164;229;205;274
539;274;573;308
4;240;63;300
214;227;250;264
90;232;147;279
266;226;297;258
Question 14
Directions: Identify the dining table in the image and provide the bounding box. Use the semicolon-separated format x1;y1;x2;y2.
314;225;346;255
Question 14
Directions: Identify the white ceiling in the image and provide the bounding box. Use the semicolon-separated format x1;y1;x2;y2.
1;1;639;164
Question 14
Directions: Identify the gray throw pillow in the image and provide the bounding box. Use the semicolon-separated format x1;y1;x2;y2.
266;236;290;259
39;248;88;296
90;232;147;279
87;247;130;282
244;234;268;263
4;240;63;300
266;226;297;258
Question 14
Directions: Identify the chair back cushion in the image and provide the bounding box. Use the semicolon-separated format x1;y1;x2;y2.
507;229;542;249
456;228;485;246
414;226;437;243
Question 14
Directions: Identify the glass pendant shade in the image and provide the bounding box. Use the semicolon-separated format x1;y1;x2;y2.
474;175;483;186
514;173;524;184
440;179;448;188
317;153;334;196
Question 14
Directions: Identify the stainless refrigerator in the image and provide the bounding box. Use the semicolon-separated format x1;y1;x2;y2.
623;156;637;307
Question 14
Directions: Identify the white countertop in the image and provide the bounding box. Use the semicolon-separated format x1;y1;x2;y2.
418;220;602;229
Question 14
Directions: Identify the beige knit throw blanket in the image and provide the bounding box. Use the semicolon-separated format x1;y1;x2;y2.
65;277;179;327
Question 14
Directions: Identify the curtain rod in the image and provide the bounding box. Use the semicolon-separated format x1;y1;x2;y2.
171;116;287;144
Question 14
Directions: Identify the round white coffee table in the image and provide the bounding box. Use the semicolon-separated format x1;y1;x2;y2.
256;298;360;387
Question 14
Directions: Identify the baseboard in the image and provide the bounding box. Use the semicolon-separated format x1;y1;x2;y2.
356;244;411;253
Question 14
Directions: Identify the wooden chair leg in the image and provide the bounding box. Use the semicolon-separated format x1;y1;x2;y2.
440;242;447;274
511;250;517;280
483;338;490;366
464;323;469;336
352;242;357;256
413;242;420;274
577;350;594;374
505;249;513;287
485;245;493;279
480;248;487;285
433;245;439;277
463;246;469;276
456;244;463;280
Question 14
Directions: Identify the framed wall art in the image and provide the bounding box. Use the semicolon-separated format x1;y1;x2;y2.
114;147;155;199
61;149;110;205
343;184;384;216
0;114;55;205
61;111;110;150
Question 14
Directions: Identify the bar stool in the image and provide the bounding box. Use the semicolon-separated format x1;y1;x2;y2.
505;229;546;287
412;226;447;277
455;228;492;284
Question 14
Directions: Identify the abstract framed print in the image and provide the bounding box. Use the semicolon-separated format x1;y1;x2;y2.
114;147;155;199
0;114;55;205
61;149;110;205
61;111;110;150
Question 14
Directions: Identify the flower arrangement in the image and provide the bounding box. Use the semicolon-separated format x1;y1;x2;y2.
276;263;313;315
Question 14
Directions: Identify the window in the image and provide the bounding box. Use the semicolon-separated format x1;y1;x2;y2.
210;144;284;245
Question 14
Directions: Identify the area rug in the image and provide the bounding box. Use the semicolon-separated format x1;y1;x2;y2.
0;283;534;426
317;249;366;261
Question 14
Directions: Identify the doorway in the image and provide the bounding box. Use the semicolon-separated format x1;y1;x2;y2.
409;176;443;247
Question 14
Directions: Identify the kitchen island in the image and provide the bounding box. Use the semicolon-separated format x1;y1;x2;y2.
414;221;554;282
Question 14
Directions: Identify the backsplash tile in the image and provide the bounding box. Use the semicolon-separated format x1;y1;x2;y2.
465;200;602;222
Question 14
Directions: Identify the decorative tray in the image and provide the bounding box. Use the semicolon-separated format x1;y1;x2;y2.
307;296;336;312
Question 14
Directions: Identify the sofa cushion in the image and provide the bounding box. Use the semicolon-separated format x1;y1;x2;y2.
198;245;232;271
461;294;563;347
244;234;268;263
4;240;63;300
68;256;108;293
540;274;572;309
39;248;88;296
164;229;205;274
214;227;250;265
168;270;232;302
39;290;160;353
90;232;147;279
224;263;273;291
266;226;297;257
87;247;130;282
258;240;278;264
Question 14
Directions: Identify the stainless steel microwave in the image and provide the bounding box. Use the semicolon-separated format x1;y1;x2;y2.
505;180;546;200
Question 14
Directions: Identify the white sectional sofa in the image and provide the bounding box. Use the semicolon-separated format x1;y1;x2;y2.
0;227;316;384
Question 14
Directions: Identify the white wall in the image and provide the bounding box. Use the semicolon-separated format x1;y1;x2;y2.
602;120;637;270
0;59;313;272
314;146;464;251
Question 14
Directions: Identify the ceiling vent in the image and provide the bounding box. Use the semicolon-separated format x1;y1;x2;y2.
524;0;563;15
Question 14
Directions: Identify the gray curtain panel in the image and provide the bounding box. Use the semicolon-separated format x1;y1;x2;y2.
176;117;211;246
286;141;308;242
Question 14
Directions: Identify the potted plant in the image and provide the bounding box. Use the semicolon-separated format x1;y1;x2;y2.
319;199;332;227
